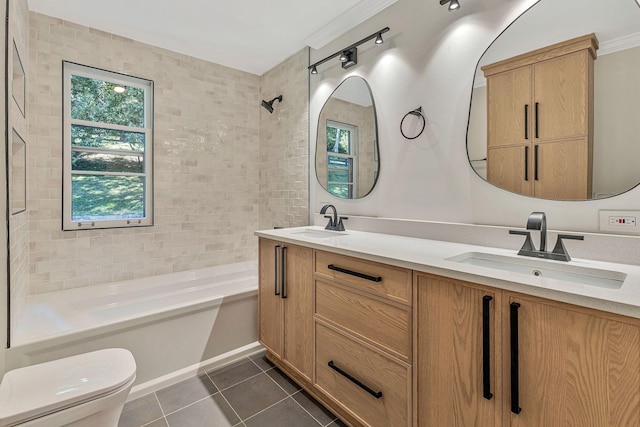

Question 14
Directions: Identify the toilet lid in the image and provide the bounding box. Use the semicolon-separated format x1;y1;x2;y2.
0;348;136;426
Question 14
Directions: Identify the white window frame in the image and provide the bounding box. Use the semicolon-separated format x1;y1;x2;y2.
63;62;154;230
326;120;358;198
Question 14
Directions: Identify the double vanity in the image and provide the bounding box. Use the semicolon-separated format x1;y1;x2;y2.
254;224;640;427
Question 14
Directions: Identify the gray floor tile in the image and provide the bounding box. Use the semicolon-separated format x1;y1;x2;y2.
143;418;168;427
221;372;288;419
250;353;275;371
156;374;218;414
208;359;262;390
165;394;240;427
292;390;337;425
118;393;164;427
244;397;321;427
266;367;302;394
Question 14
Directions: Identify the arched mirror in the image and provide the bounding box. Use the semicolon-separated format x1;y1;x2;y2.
316;76;379;199
467;0;640;200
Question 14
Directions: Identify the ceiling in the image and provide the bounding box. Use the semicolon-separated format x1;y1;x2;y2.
27;0;398;76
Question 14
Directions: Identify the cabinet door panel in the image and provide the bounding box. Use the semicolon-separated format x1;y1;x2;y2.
506;294;640;427
282;244;313;381
487;67;531;147
258;239;282;358
487;145;532;196
415;274;501;427
533;139;589;200
534;51;589;140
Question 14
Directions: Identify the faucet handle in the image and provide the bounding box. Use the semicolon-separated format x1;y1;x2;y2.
335;216;348;232
551;234;584;262
509;230;536;254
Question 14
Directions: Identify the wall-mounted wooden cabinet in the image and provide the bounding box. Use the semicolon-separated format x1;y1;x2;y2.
483;34;598;200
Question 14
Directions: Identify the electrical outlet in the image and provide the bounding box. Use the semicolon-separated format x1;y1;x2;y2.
599;210;640;233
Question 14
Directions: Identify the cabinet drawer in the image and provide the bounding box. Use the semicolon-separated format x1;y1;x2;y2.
315;280;412;362
314;251;411;304
315;321;411;427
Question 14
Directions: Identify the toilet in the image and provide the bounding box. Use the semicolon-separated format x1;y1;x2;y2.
0;348;136;427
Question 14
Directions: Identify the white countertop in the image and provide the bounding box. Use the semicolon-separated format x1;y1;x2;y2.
255;226;640;319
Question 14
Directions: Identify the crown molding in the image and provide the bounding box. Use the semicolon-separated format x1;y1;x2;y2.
598;31;640;56
304;0;398;49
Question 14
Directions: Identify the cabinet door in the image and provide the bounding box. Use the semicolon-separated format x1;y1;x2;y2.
415;274;501;427
533;50;590;141
282;244;313;381
487;67;532;148
505;293;640;427
258;238;283;358
532;139;590;200
487;145;532;196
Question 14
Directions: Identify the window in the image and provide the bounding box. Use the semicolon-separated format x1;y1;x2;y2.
63;62;153;230
326;120;358;198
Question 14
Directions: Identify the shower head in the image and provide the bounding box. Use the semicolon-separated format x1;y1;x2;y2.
261;95;283;113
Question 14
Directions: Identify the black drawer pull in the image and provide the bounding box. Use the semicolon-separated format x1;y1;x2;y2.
482;295;493;400
327;265;382;282
274;245;280;296
281;246;287;299
328;360;382;399
510;302;522;415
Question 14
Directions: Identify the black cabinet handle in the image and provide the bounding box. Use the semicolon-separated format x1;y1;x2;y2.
327;265;382;282
524;146;529;181
482;295;493;400
281;246;287;299
510;302;522;415
274;245;280;296
328;360;382;399
524;104;529;140
534;145;539;181
534;102;539;139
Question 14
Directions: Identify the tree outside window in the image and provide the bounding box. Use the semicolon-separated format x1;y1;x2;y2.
326;120;358;198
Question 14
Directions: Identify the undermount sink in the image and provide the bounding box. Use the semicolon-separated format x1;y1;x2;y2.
289;228;348;239
447;252;626;289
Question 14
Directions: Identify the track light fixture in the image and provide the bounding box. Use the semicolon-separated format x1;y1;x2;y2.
308;27;389;75
440;0;460;11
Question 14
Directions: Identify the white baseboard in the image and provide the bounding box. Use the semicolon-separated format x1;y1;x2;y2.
127;341;264;401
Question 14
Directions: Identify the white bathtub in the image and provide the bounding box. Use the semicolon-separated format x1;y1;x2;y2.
6;261;260;399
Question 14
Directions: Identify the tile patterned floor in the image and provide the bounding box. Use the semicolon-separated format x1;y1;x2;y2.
118;351;347;427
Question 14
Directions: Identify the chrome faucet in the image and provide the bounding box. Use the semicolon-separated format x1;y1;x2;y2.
509;212;584;262
319;204;348;232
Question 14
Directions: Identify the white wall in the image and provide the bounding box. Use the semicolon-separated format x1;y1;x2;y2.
309;0;640;234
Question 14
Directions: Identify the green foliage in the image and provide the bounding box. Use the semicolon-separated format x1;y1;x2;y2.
72;175;144;220
326;125;352;154
69;72;149;222
71;75;145;127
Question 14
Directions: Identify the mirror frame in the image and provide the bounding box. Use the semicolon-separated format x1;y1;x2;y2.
315;75;380;199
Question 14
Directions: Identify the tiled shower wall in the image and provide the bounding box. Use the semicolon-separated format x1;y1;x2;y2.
27;13;264;294
258;49;309;230
9;0;29;329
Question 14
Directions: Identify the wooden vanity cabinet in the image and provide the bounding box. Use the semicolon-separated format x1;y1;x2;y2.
258;238;313;381
414;272;640;427
483;34;597;200
414;273;502;427
504;292;640;427
313;250;413;427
